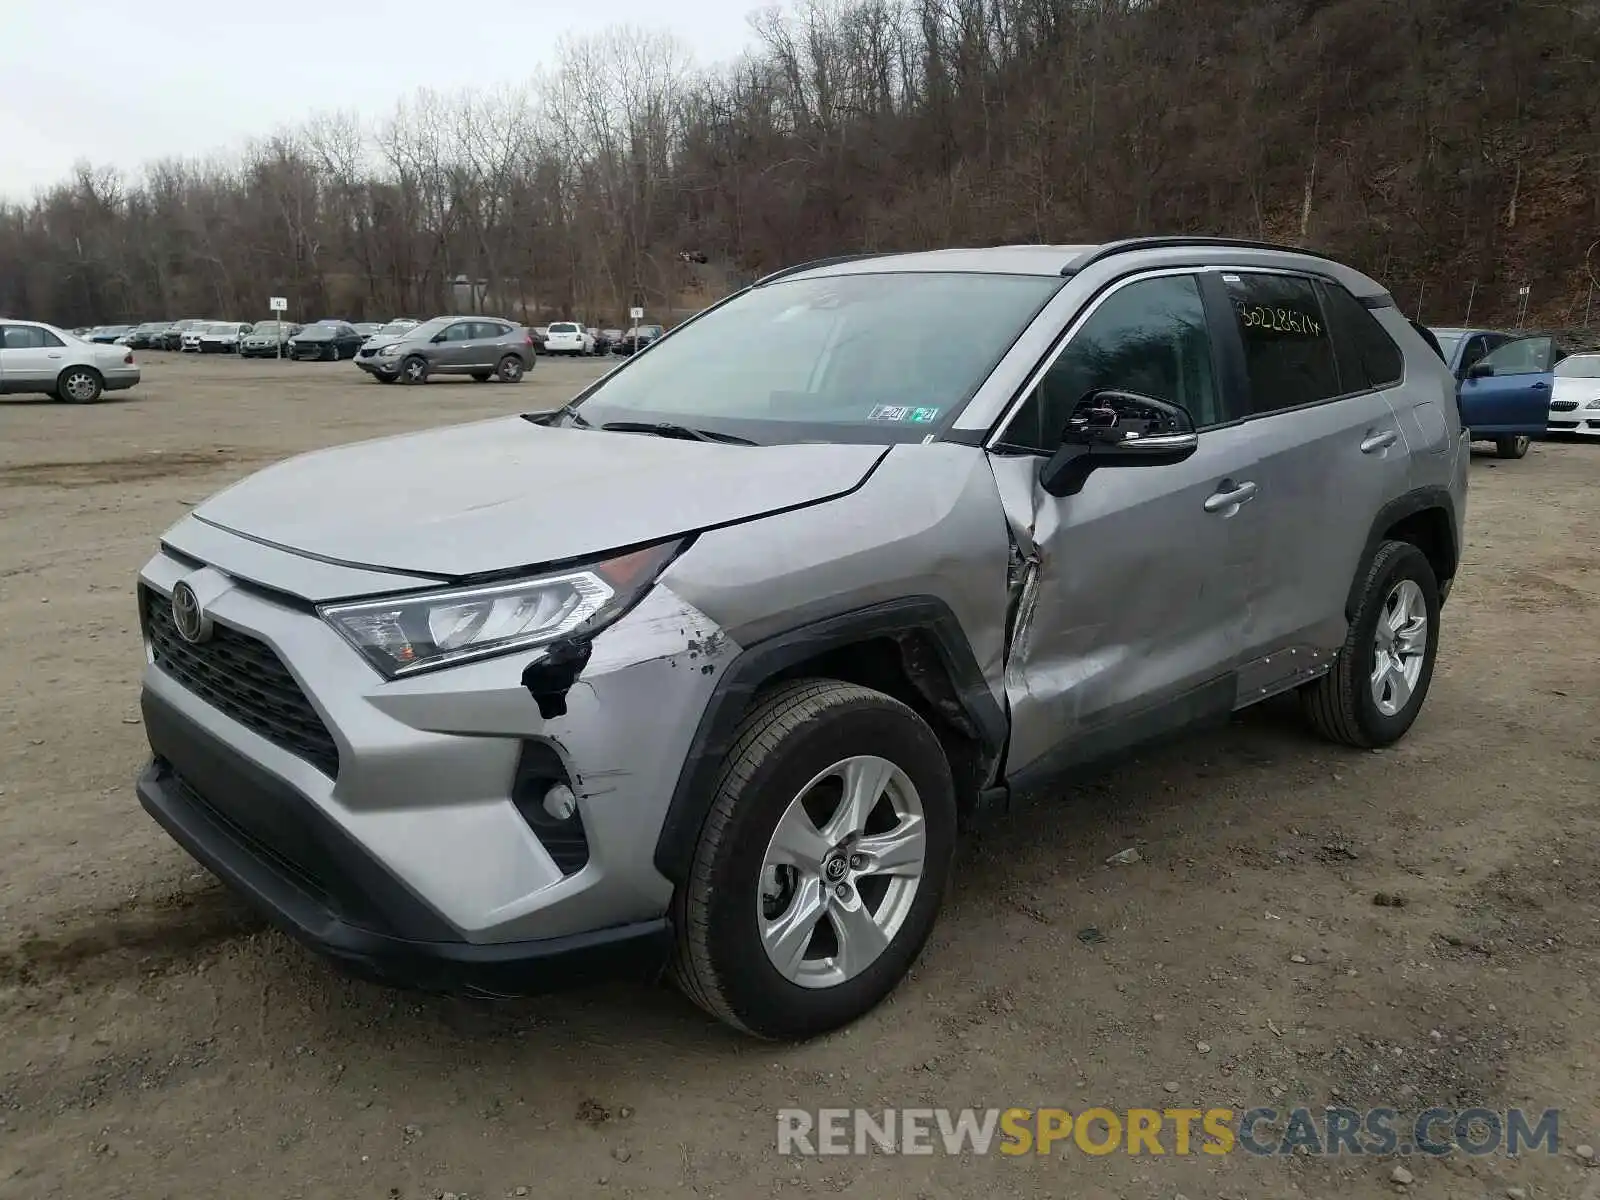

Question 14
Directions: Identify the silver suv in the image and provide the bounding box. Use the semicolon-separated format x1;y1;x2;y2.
133;238;1467;1040
354;315;536;384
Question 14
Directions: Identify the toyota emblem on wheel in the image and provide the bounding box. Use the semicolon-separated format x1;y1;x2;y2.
170;581;211;644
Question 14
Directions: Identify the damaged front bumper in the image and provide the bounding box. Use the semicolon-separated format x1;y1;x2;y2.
134;540;740;994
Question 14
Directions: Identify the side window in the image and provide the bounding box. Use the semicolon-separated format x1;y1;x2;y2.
1;325;44;350
1318;282;1402;391
999;274;1219;453
1223;273;1341;414
1479;336;1553;376
442;322;474;343
475;322;510;339
1459;335;1492;374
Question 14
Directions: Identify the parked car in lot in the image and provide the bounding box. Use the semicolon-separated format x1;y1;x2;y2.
596;328;621;355
157;319;206;351
130;237;1465;1039
355;315;536;384
1;319;139;402
353;322;384;339
240;321;302;357
615;323;665;355
288;321;364;361
543;321;595;355
1426;326;1576;458
127;322;173;349
1549;352;1600;436
199;322;253;353
83;325;136;345
181;322;239;353
365;319;419;344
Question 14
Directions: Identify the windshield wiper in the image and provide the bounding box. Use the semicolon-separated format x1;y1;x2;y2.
600;421;756;446
524;404;590;428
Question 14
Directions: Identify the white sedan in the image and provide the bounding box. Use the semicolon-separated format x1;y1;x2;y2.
543;321;595;355
0;319;140;402
1549;353;1600;436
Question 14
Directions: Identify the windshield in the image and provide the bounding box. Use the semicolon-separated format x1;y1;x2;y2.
566;272;1060;444
295;324;333;339
1556;353;1600;379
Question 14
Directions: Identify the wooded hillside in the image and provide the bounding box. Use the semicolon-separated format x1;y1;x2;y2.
2;0;1596;328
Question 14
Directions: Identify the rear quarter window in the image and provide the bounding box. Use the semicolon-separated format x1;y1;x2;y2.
1318;281;1404;391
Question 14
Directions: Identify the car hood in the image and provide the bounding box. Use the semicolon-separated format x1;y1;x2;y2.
191;415;888;579
361;335;405;350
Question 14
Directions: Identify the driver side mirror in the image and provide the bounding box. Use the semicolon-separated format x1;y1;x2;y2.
1465;362;1494;379
431;333;448;344
1039;390;1200;498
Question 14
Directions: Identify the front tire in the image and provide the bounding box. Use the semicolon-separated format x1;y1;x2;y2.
399;355;429;385
1495;434;1530;459
671;680;957;1040
57;366;103;404
1300;540;1441;748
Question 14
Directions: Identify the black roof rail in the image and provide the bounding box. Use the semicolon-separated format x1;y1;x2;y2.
753;252;893;286
1061;236;1342;277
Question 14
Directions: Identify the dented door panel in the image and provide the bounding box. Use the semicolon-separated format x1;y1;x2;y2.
988;433;1262;777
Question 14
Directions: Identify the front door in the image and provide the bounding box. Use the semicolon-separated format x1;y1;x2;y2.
988;271;1261;778
1458;335;1556;434
0;323;67;390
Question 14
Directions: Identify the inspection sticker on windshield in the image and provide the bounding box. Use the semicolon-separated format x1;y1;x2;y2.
868;405;941;423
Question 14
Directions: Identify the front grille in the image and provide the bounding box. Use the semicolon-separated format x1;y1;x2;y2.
143;588;340;776
1551;399;1579;412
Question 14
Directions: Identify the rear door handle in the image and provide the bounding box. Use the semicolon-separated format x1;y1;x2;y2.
1361;429;1398;453
1203;480;1258;513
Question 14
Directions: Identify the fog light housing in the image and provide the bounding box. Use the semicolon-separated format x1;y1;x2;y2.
510;742;590;876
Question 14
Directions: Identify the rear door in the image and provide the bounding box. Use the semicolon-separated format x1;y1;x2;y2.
1212;270;1411;676
1458;335;1555;434
469;321;511;367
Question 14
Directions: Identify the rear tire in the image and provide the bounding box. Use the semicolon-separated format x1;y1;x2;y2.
57;367;103;404
671;679;957;1040
1301;540;1440;748
1495;434;1530;459
496;355;524;383
400;355;429;385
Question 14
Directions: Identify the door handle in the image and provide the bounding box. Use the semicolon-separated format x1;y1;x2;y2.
1531;381;1549;390
47;352;63;359
1203;480;1258;513
1360;429;1398;453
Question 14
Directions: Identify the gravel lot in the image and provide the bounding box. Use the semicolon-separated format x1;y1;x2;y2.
1;353;1597;1200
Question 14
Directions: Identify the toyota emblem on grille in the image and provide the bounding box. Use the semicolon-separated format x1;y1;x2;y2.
170;581;212;644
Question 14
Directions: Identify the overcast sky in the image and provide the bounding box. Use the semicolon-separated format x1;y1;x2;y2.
1;0;764;201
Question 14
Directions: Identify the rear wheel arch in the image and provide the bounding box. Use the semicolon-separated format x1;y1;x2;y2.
1347;488;1458;617
653;597;1005;887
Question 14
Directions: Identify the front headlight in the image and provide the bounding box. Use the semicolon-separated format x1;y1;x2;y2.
378;344;402;356
319;539;685;677
1585;398;1600;410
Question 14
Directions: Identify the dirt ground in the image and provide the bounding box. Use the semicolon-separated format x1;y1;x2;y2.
0;353;1596;1200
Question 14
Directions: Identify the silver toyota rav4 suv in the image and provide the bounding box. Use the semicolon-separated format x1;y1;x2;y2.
134;237;1468;1040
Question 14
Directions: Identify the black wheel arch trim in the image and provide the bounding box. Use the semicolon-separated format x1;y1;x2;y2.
1349;485;1459;618
653;595;1006;885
